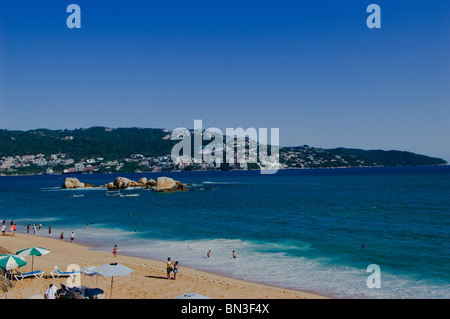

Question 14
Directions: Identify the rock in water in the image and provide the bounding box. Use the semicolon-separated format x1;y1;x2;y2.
153;177;188;193
106;182;116;190
62;178;85;189
113;177;132;189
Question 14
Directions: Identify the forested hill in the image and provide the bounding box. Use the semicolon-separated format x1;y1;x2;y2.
0;127;177;161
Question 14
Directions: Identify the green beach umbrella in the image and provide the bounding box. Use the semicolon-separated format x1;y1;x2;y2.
16;247;50;272
0;254;27;271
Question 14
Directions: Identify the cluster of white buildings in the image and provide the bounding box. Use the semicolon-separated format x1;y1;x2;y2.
0;154;52;171
2;146;286;175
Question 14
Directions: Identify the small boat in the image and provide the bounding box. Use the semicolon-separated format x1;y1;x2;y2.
71;194;84;198
106;190;121;196
120;194;140;198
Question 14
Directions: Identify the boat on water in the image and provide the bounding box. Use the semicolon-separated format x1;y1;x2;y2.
71;194;85;198
105;190;121;196
106;190;140;197
120;194;140;198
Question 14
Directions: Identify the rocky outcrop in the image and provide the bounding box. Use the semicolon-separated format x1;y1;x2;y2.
62;176;186;192
106;182;116;190
113;177;133;189
153;177;188;193
145;179;157;189
62;177;97;189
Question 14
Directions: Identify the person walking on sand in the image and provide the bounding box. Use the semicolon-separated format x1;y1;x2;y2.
173;261;179;280
60;232;64;240
166;258;173;279
33;224;37;235
70;232;75;243
113;245;118;257
27;224;30;234
1;224;6;236
11;224;16;237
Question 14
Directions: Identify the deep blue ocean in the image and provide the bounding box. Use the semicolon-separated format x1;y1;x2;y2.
1;166;449;298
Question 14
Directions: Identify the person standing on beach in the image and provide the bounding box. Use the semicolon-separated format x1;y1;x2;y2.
166;258;173;279
45;284;58;299
33;224;37;235
60;232;64;240
113;245;118;257
173;261;179;280
232;250;236;258
207;250;211;258
11;224;16;237
70;232;75;243
1;224;6;236
27;224;30;234
48;226;52;236
39;223;42;232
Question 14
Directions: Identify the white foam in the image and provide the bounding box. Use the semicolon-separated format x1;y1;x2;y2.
14;217;63;223
26;223;450;299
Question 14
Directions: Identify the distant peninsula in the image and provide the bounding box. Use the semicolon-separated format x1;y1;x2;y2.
0;127;447;175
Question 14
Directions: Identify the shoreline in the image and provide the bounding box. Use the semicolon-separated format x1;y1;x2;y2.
0;233;330;299
0;164;448;178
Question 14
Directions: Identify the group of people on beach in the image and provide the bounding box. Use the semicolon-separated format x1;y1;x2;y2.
26;223;42;235
59;231;76;243
3;219;78;244
164;250;237;280
1;220;16;237
166;257;179;280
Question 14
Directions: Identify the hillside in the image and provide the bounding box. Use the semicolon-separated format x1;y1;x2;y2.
0;127;446;175
280;146;447;168
0;127;176;161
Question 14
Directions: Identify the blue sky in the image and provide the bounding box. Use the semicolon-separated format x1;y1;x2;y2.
0;1;449;161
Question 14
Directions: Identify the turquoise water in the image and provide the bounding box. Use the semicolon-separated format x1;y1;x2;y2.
1;166;449;298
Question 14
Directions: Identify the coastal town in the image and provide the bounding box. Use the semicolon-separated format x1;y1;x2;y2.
0;152;179;175
0;146;371;176
0;127;446;176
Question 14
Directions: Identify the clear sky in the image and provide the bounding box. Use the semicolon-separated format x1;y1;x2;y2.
0;1;449;161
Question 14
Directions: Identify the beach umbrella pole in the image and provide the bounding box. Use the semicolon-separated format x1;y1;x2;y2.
110;276;114;299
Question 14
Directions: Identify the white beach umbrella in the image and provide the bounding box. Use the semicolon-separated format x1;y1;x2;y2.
81;264;100;285
91;263;134;298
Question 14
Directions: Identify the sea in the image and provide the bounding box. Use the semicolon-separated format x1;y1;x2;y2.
1;166;449;299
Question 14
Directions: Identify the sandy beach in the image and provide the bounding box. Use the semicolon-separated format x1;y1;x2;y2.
0;233;328;299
